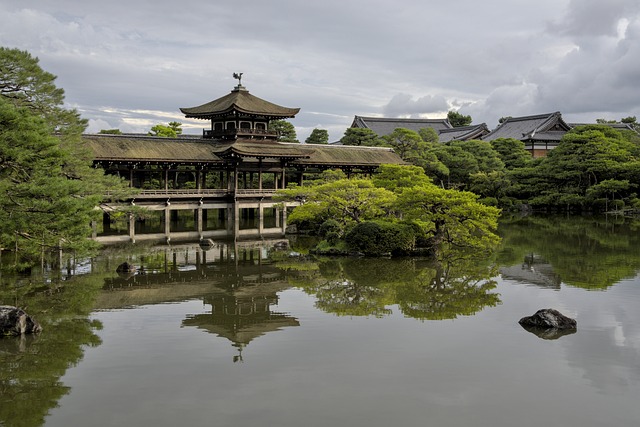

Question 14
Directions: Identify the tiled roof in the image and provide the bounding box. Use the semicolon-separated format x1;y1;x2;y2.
351;115;453;136
568;122;638;133
84;134;223;163
84;134;404;168
296;144;405;167
438;123;490;142
180;85;300;120
482;112;571;142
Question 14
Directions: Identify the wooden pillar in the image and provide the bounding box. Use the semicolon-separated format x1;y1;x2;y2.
234;203;240;236
281;169;286;189
281;204;287;235
129;167;134;188
234;167;239;193
197;205;203;237
164;204;171;237
164;167;169;191
258;203;264;234
226;204;233;234
298;170;304;186
129;213;136;241
258;161;263;190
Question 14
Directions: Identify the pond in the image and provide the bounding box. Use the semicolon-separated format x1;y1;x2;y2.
1;215;640;427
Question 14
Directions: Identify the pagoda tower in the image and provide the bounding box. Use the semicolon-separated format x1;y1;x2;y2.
180;74;300;141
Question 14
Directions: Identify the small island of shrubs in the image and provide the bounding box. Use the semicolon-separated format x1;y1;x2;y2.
275;164;501;258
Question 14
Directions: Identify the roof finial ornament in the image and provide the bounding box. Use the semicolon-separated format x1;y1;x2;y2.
233;72;243;86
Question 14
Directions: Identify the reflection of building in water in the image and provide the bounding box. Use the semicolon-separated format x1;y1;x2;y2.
183;284;300;362
96;239;300;361
96;239;291;306
499;253;561;289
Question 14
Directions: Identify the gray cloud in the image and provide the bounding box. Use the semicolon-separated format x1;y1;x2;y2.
1;0;639;140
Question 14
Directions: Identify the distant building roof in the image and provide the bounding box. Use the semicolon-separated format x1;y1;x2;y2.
438;123;490;142
351;115;452;136
568;122;638;133
180;85;300;120
482;112;571;142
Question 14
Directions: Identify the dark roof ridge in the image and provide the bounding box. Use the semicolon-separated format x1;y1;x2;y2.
439;123;488;133
299;142;396;151
354;115;450;123
499;111;561;123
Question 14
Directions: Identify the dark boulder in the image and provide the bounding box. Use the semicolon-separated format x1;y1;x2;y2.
519;308;577;330
0;306;42;336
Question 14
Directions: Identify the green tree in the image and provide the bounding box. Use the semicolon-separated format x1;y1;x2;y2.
431;140;504;189
447;110;472;127
98;129;122;135
339;127;381;146
305;128;329;144
0;47;132;268
269;119;299;142
528;126;636;210
168;121;183;135
148;123;177;137
418;127;439;143
382;128;427;161
372;164;432;193
0;47;65;121
490;138;531;169
277;179;397;229
397;184;501;256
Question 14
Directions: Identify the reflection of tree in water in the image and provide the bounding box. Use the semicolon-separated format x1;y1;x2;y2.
287;256;501;320
0;275;104;427
395;259;501;320
497;215;640;290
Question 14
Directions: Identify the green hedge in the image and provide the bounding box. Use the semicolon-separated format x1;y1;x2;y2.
345;221;417;256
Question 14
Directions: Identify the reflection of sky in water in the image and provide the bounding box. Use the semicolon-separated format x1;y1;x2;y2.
41;270;640;427
558;278;640;395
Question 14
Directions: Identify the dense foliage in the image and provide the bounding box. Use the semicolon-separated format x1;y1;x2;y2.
276;165;501;257
0;47;132;269
339;122;640;212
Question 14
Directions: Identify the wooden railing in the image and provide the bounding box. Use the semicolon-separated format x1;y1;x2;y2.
203;128;277;139
105;188;280;199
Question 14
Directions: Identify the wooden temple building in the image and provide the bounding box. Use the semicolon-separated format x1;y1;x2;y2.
87;79;403;243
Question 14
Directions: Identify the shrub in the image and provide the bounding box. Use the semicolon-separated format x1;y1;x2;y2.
319;219;342;240
345;221;416;256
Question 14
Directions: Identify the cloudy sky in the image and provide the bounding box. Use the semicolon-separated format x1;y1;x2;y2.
2;0;639;142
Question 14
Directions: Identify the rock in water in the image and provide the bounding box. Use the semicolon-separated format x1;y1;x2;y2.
0;306;42;336
519;308;577;329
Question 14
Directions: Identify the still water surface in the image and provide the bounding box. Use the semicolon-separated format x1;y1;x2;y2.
2;215;640;427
